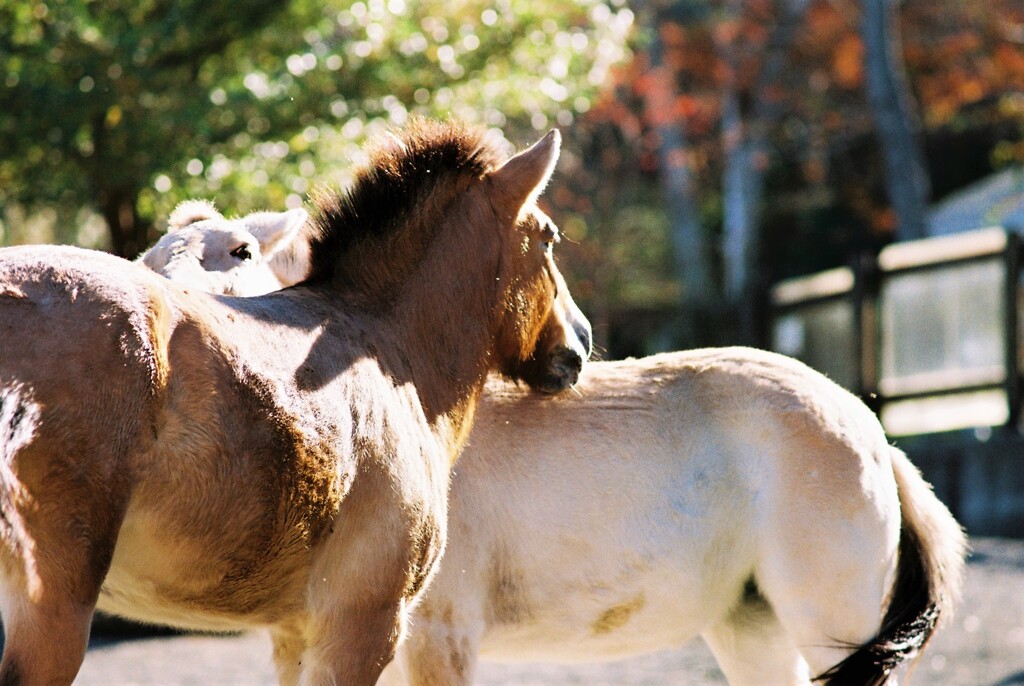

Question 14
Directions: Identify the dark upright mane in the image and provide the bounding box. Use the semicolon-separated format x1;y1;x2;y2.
305;119;507;288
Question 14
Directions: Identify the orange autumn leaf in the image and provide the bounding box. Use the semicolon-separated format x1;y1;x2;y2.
832;34;864;90
675;94;701;119
994;44;1024;80
659;21;687;49
873;208;898;235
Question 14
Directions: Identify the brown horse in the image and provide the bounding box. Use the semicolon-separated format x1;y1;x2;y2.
0;119;590;685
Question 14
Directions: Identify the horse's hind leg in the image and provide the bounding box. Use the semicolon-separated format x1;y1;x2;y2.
390;603;484;686
755;440;900;679
0;499;122;685
701;593;812;686
0;578;96;685
756;537;899;682
0;466;124;684
0;540;113;685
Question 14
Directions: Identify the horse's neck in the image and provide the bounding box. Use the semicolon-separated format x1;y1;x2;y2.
384;219;504;446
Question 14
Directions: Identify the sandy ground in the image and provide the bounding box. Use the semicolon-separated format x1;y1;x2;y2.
73;538;1024;686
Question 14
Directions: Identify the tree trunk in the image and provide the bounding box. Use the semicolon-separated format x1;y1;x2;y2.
721;95;753;302
642;19;716;347
101;188;147;259
863;0;930;241
720;89;759;343
719;0;810;344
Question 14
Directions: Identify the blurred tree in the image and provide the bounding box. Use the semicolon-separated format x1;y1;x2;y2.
863;0;930;240
603;0;1024;351
545;81;676;355
5;0;1023;357
0;0;633;256
638;2;715;347
0;0;289;256
717;0;808;342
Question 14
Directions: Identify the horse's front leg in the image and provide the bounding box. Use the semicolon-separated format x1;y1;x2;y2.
277;608;401;686
392;603;485;686
270;620;307;686
299;466;446;686
299;595;407;686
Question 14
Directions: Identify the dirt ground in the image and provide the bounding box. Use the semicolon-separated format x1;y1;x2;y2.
74;537;1024;686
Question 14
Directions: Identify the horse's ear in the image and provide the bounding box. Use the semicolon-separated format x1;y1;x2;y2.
168;199;222;232
247;208;309;256
489;129;561;212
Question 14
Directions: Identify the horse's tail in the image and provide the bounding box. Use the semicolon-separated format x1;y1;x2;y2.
816;446;967;686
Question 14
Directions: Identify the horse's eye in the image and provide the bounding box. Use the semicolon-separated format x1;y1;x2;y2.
230;245;253;261
540;223;559;249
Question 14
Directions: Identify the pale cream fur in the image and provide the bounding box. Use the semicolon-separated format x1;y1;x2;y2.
377;351;966;686
137;201;310;296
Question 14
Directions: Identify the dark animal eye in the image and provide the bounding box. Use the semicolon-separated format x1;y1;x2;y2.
540;222;559;248
230;245;253;261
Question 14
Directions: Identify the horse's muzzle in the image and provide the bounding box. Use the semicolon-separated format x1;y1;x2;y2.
536;345;584;394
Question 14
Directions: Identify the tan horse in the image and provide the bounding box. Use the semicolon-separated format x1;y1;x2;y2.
147;202;966;685
0;119;590;685
383;353;965;686
138;199;311;295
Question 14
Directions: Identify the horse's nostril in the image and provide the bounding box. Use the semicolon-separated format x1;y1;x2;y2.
559;347;583;374
533;346;583;393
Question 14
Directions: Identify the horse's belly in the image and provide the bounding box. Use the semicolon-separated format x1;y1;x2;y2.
477;589;709;662
96;573;266;633
465;502;757;663
433;433;762;664
99;509;308;631
474;557;731;663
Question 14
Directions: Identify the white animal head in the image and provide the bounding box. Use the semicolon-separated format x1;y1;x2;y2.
139;199;311;296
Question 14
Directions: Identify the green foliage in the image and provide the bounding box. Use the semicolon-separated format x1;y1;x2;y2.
0;0;633;255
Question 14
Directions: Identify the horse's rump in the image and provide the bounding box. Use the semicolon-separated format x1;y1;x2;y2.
0;247;351;627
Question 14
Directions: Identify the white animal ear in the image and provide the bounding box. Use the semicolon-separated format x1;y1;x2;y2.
247;208;309;256
489;129;561;213
168;199;223;232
